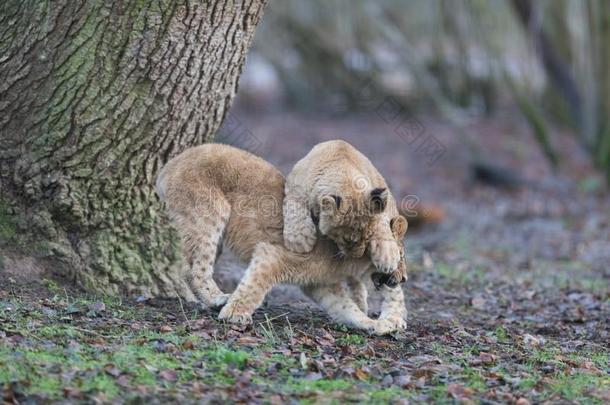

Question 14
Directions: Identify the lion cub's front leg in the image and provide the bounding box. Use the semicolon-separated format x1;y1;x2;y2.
368;215;408;273
283;181;317;253
372;284;407;332
218;243;285;325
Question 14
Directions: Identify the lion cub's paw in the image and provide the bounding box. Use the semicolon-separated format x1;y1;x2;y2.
284;220;317;253
386;316;407;331
368;319;398;335
210;293;230;308
218;302;253;325
198;293;230;310
369;318;406;335
369;239;400;272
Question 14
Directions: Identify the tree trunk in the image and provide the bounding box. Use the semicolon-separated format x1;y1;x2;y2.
0;0;267;296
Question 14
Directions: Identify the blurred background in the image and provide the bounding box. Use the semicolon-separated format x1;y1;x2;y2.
216;0;609;299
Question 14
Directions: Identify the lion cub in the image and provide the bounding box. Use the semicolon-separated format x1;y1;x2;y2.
156;144;408;335
284;140;401;272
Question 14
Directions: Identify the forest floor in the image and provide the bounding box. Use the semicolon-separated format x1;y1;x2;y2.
1;109;609;404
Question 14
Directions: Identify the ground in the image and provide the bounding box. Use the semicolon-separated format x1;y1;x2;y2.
1;109;609;403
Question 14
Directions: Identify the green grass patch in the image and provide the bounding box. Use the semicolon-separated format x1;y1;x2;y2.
547;372;609;404
434;262;484;285
206;347;250;369
336;333;366;346
287;377;352;393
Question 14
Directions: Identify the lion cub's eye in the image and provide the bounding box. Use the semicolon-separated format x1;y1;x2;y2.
343;235;359;245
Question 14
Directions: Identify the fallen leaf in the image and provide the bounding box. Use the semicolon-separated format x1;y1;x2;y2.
471;295;487;310
192;381;206;394
116;375;131;387
297;334;316;348
315;330;336;346
469;352;498;366
447;383;474;402
522;334;545;348
159;369;178;381
305;372;323;381
41;306;57;317
353;367;368;380
87;301;106;314
394;374;411;388
413;367;437;380
299;352;308;370
63;387;82;398
189;319;209;331
410;355;442;366
65;303;81;314
103;364;121;378
268;394;283;405
237;335;262;346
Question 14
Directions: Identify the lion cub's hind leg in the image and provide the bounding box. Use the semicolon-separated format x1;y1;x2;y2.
304;283;400;336
176;198;230;308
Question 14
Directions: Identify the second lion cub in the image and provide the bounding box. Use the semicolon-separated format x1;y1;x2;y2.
283;140;401;271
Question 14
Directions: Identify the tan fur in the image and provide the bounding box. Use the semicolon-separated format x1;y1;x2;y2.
156;144;408;335
283;140;400;272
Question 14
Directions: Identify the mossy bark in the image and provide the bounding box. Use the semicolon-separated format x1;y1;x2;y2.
0;0;267;295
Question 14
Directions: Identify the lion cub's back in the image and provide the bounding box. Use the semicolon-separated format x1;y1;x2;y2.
158;144;280;197
157;144;285;246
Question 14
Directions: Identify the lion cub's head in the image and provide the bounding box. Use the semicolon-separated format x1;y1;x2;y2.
318;187;389;258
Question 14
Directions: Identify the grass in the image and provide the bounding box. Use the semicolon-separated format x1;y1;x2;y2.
336;333;366;346
434;262;485;285
207;347;250;369
1;278;608;403
549;373;609;403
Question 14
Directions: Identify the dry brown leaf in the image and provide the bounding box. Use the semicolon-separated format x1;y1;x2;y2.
103;363;121;378
353;367;368;380
469;352;498;366
471;295;487;310
447;383;474;403
159;369;178;381
63;387;82;398
237;335;262;346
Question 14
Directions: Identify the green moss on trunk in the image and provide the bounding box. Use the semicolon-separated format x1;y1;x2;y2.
0;0;267;295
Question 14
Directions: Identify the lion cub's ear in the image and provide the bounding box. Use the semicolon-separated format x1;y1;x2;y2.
320;195;342;212
370;188;388;213
390;215;408;238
